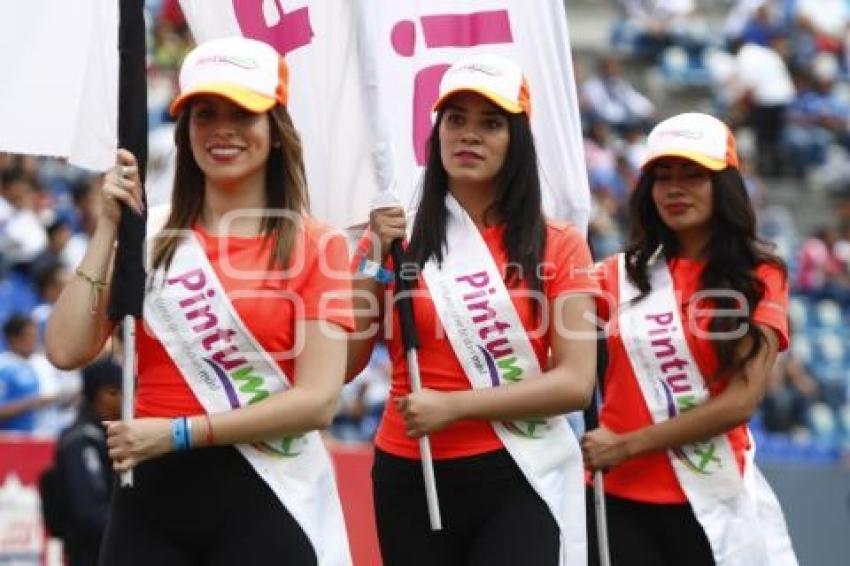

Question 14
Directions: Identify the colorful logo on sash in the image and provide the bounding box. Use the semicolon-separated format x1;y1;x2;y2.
456;271;547;439
168;268;304;458
646;311;721;474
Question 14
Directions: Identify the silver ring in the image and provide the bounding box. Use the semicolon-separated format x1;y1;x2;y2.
121;165;133;179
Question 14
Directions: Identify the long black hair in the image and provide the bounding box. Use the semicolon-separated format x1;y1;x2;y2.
624;167;785;380
405;106;546;295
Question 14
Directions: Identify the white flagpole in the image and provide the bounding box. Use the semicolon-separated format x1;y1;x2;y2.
356;0;442;531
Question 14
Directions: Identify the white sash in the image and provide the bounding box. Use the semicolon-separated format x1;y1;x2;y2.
420;195;587;565
143;212;351;566
616;253;797;566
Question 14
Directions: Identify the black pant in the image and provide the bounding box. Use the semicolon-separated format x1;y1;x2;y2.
99;447;316;566
373;448;559;566
586;487;714;566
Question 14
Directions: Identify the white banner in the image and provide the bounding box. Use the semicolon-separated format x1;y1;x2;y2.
0;474;43;565
357;0;590;232
179;0;589;232
0;0;118;171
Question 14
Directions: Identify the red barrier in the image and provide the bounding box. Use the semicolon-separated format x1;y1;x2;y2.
0;435;381;566
329;442;381;566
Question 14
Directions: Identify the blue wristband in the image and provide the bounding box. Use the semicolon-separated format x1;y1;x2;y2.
171;417;189;451
358;256;394;284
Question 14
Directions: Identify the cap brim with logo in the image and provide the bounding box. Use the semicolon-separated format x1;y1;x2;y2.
432;54;532;117
641;113;739;172
169;36;289;117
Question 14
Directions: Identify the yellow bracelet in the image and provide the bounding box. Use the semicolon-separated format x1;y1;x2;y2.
75;267;107;314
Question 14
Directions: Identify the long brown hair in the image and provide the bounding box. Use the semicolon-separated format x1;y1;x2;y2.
151;103;309;272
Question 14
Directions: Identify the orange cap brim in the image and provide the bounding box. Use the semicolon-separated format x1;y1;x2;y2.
169;83;277;117
433;87;526;115
641;150;730;172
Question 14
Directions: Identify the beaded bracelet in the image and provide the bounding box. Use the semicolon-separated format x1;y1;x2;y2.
75;267;108;314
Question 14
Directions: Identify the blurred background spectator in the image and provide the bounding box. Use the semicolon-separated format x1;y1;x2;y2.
43;355;122;566
333;343;391;443
582;55;656;133
0;315;56;432
761;326;820;436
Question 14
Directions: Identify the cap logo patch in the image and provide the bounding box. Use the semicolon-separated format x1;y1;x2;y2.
196;55;259;70
451;62;501;78
657;129;704;141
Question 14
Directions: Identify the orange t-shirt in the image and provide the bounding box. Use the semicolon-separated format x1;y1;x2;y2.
594;255;789;504
373;221;598;460
135;220;354;418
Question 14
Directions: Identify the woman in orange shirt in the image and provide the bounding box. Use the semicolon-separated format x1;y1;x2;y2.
582;113;797;565
46;37;352;565
349;54;598;565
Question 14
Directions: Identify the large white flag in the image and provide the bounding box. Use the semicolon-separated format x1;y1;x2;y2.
0;2;589;230
179;0;589;232
357;0;590;232
0;1;119;171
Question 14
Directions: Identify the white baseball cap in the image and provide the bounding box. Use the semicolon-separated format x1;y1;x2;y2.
642;113;739;172
433;54;531;117
170;36;288;117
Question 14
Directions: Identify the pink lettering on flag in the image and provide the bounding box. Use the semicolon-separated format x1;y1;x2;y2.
400;10;515;164
232;0;313;55
413;64;450;163
391;20;416;57
421;11;513;48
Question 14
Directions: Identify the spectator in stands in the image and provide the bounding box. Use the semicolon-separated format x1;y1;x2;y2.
0;169;48;274
585;120;628;202
70;177;101;242
784;72;831;175
158;0;187;30
795;0;849;56
582;113;797;564
615;0;710;61
762;329;819;435
0;315;53;432
582;55;655;134
588;191;626;261
28;262;82;435
740;2;787;46
31;261;71;341
620;124;648;172
151;19;190;72
332;343;390;442
832;220;850;271
785;53;850;177
729;38;796;176
31;217;86;278
725;0;788;47
52;356;122;566
795;226;850;304
584;121;636;260
740;157;767;211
